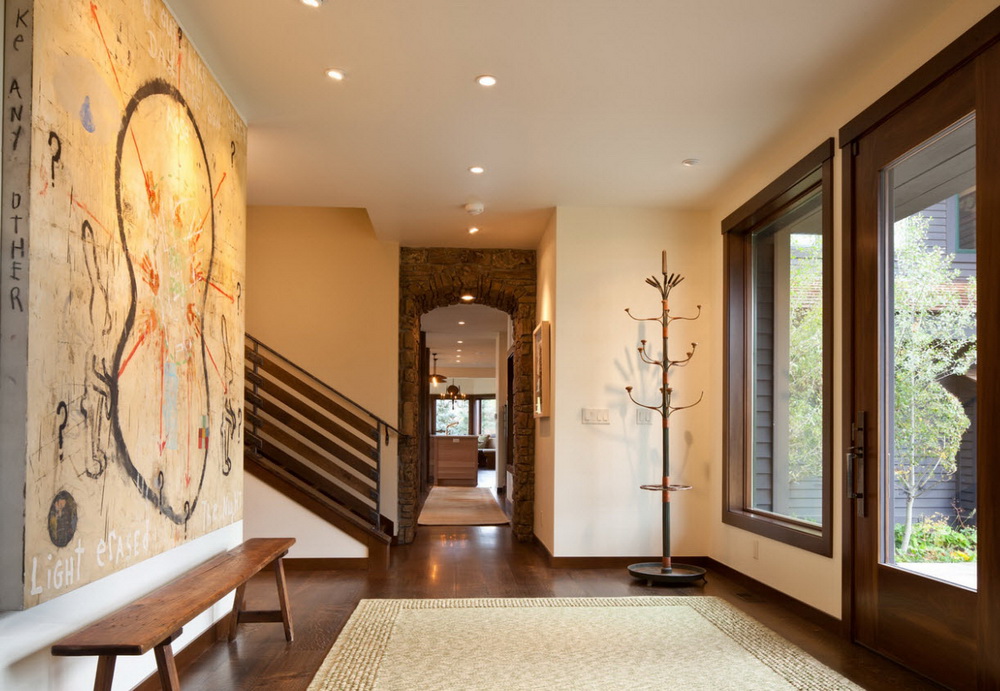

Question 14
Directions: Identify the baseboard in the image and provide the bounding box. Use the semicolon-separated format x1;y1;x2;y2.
532;542;840;635
699;557;843;635
131;618;228;691
283;557;368;571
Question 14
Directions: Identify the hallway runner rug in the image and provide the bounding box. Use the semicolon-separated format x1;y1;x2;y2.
416;487;509;526
308;596;861;690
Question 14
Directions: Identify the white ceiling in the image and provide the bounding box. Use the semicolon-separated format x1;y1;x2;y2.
164;0;954;250
422;304;510;371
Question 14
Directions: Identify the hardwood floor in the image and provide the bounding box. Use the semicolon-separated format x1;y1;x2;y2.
178;526;943;690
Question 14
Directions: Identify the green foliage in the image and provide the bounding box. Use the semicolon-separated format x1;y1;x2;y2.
892;214;976;552
435;399;470;434
894;514;977;563
787;234;824;484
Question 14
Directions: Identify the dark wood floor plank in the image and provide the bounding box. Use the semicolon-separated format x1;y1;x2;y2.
176;526;943;691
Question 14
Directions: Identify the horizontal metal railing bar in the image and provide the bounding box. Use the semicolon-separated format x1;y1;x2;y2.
245;334;401;437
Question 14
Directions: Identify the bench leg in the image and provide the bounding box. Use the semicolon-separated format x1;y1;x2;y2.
94;655;116;691
153;641;181;691
273;557;294;642
228;582;247;642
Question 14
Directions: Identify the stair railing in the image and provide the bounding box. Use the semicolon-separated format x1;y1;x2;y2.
244;333;400;536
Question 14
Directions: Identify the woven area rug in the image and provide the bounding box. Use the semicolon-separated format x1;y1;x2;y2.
416;487;509;525
308;597;861;690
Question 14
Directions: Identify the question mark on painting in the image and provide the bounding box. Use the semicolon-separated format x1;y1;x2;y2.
48;131;62;187
236;282;242;313
231;141;236;166
56;401;69;461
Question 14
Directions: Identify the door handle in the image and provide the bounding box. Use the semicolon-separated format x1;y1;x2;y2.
846;411;866;517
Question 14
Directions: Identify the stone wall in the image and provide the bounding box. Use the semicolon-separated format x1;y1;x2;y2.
398;248;536;542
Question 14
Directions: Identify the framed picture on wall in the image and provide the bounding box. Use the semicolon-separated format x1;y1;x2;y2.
533;321;551;418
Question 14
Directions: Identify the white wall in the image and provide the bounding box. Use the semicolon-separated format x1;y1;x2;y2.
534;213;557;550
0;524;241;690
550;208;714;559
244;476;366;558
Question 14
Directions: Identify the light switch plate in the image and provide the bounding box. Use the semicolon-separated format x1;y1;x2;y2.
582;408;610;424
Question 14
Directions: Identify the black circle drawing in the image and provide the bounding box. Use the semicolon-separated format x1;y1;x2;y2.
48;490;79;548
109;79;216;525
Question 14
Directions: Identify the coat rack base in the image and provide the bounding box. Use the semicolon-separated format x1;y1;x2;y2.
627;562;707;586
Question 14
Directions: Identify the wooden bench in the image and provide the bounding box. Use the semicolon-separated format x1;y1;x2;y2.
52;537;295;691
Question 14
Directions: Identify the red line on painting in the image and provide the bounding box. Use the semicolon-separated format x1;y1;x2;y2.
202;278;235;302
118;331;147;377
196;172;227;232
203;340;228;395
72;195;114;238
91;2;156;215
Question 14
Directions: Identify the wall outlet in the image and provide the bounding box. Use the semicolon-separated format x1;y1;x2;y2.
581;408;610;424
636;409;653;425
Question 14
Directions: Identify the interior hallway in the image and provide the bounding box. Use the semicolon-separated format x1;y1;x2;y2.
178;526;942;690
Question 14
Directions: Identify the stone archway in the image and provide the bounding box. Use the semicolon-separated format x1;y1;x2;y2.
398;248;536;544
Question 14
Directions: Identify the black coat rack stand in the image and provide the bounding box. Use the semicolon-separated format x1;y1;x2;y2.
624;251;707;585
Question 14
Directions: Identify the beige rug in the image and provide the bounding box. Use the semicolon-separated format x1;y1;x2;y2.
417;487;509;526
308;597;861;690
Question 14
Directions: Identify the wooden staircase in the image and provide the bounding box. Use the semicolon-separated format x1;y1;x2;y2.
244;334;396;571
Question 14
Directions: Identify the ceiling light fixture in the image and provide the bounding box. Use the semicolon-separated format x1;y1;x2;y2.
681;158;701;167
457;340;464;344
469;166;485;175
460;294;475;302
476;75;497;87
429;353;447;386
301;0;323;7
458;321;466;325
468;227;479;234
326;68;346;81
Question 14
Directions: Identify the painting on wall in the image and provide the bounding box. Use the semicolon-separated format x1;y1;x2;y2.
533;321;551;418
2;0;247;607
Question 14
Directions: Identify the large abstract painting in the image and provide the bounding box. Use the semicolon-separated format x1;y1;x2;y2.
2;0;246;607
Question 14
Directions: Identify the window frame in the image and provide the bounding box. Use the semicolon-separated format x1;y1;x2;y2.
721;139;835;556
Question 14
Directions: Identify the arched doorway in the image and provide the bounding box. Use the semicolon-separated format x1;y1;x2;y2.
398;248;536;543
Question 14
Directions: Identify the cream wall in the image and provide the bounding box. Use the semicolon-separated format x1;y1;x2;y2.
245;206;400;553
549;208;714;558
534;213;557;551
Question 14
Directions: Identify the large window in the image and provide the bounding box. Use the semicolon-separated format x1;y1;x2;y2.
432;395;496;436
722;140;834;555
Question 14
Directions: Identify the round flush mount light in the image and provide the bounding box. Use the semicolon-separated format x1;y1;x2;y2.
468;227;480;234
460;295;475;302
681;158;701;167
458;321;466;325
301;0;323;7
326;68;346;81
469;166;485;175
476;75;497;87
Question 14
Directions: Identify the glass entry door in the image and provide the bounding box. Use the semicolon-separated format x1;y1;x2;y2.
847;61;981;689
881;115;978;591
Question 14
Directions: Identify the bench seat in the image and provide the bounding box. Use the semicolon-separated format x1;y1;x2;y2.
52;537;295;690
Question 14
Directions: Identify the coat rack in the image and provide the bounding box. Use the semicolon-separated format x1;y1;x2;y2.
624;250;706;585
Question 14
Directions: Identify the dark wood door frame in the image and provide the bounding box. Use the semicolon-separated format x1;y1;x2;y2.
839;8;1000;687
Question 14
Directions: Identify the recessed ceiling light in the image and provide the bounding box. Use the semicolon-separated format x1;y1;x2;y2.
301;0;323;6
681;158;701;167
457;349;463;352
469;166;485;175
457;340;464;344
458;321;466;325
476;75;497;87
468;227;479;234
460;295;475;302
326;68;346;81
